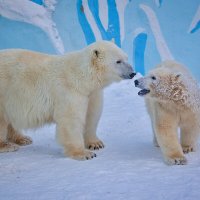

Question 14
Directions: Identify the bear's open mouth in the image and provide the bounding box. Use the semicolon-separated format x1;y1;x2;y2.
138;89;150;96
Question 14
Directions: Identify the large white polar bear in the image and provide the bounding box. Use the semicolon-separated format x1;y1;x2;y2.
135;60;200;165
0;41;135;160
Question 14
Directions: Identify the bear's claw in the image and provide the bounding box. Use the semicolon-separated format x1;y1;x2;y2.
14;136;33;146
0;142;19;153
182;145;195;154
66;149;97;161
87;140;105;150
165;156;187;165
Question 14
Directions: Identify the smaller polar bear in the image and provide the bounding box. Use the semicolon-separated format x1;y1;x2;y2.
135;60;200;165
0;41;135;160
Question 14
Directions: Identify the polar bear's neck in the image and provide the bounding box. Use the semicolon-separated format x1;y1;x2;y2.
156;76;200;120
182;77;200;120
58;52;102;96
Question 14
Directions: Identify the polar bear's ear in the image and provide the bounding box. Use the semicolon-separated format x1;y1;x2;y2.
173;72;182;81
93;49;100;58
174;72;182;81
92;49;105;66
92;49;104;60
92;49;103;68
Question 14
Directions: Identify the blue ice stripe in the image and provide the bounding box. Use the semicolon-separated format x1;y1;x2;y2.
190;21;200;33
107;0;121;47
88;0;108;40
134;33;147;75
159;0;163;7
30;0;43;5
76;0;96;44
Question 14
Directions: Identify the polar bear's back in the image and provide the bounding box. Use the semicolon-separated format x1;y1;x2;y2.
0;49;55;129
156;60;190;76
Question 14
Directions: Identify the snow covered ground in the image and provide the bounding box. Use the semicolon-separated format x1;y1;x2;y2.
0;79;200;200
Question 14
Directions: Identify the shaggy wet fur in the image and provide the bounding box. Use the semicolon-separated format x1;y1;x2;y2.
135;60;200;165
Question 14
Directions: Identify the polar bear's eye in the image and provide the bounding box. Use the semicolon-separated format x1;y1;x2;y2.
116;60;121;64
151;76;156;80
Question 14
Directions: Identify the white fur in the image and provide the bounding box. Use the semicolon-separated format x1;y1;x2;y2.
0;41;134;160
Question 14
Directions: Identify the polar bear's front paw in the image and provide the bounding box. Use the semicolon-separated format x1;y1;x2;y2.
164;155;187;165
182;145;196;154
86;140;105;150
65;149;97;161
13;135;32;146
0;141;19;153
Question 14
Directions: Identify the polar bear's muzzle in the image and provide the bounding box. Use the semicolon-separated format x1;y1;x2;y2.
119;62;136;79
138;89;150;96
134;79;150;96
129;72;137;79
120;72;136;79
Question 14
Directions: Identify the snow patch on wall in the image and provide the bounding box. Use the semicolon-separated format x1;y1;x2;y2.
140;4;174;61
98;0;108;31
0;0;64;54
115;0;129;43
82;0;102;41
189;5;200;33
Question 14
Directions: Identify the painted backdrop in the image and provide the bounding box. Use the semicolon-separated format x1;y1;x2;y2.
0;0;199;80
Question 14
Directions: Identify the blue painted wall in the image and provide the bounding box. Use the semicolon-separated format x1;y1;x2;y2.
0;0;199;80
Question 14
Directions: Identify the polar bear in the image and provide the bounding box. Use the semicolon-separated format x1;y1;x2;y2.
134;60;200;165
0;41;135;160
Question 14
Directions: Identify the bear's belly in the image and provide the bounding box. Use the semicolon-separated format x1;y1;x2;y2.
4;94;54;130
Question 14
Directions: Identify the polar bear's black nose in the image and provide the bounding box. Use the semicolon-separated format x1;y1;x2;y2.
129;72;136;79
134;79;139;86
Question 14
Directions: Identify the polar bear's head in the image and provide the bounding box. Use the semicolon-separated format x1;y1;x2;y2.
86;41;135;87
134;66;188;105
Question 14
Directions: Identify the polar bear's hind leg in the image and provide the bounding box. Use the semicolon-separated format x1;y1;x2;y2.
7;124;32;146
0;120;19;152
